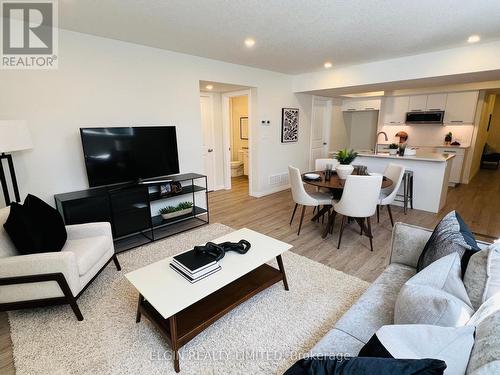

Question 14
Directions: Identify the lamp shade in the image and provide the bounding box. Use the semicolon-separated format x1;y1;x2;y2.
0;120;33;153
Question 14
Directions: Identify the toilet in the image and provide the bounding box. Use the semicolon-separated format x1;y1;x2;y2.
230;160;243;177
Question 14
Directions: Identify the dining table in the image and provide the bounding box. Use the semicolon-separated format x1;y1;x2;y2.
301;170;393;238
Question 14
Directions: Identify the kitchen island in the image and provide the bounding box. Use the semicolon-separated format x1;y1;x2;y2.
356;152;455;213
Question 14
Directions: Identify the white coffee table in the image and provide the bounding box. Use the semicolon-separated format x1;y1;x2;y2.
125;228;292;372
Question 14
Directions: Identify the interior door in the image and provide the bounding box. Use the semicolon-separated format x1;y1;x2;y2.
310;97;331;170
200;95;215;191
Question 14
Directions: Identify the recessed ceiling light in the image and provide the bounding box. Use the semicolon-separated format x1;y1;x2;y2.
205;85;213;90
324;62;333;69
467;35;480;43
244;38;255;48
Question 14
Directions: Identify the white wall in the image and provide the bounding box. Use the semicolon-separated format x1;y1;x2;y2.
0;29;312;207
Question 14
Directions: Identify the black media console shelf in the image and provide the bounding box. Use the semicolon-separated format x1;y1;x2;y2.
54;173;209;253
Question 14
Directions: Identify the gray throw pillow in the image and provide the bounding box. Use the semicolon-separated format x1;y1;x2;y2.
395;253;473;327
466;294;500;373
464;241;500;311
417;211;480;273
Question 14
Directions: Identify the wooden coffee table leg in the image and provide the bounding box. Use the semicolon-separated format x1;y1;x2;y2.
276;255;289;291
169;314;180;372
136;294;144;323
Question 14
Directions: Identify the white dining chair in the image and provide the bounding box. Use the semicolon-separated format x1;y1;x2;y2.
377;163;405;227
328;175;382;251
288;166;332;235
315;158;338;171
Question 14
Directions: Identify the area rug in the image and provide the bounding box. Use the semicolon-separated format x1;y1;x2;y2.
9;224;369;375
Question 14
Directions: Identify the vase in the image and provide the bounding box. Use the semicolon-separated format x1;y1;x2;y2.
335;164;354;179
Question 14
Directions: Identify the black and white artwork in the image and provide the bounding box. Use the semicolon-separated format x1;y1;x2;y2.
281;108;299;143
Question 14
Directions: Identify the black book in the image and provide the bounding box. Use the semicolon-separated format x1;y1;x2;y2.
172;248;217;273
170;263;221;283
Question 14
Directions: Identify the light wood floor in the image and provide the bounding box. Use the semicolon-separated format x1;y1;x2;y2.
1;169;499;374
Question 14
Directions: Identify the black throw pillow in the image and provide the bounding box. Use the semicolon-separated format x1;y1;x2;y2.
416;211;480;275
3;194;67;254
284;356;446;375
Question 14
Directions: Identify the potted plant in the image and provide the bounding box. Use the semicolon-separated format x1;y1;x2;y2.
159;201;193;220
335;148;358;179
388;143;399;155
445;132;452;145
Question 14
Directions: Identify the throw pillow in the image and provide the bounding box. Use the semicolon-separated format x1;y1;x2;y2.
358;324;475;375
3;202;37;254
465;295;500;373
24;194;67;251
284;356;446;375
417;211;480;274
464;241;500;311
395;253;474;326
3;194;67;254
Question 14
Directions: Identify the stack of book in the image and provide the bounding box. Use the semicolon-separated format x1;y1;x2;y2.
170;249;221;283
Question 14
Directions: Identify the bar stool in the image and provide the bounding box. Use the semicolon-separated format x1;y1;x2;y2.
394;170;414;214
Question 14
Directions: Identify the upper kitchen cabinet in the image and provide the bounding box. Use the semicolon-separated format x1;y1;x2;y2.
444;91;479;124
341;98;381;112
408;95;427;112
381;96;409;124
426;93;447;111
408;93;447;111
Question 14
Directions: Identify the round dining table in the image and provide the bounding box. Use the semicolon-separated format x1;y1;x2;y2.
301;170;393;239
302;170;393;190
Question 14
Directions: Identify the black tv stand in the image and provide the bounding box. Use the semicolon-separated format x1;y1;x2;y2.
54;173;209;253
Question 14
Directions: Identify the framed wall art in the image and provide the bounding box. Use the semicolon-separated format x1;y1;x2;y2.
281;108;299;143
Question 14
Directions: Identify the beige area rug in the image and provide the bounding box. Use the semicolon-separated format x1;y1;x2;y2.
9;224;369;375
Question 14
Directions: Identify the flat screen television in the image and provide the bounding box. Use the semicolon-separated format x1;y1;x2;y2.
80;126;180;187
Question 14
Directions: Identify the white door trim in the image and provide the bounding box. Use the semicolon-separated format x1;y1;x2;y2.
222;89;253;196
200;93;216;191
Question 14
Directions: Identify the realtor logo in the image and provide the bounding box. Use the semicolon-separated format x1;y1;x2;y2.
1;0;58;69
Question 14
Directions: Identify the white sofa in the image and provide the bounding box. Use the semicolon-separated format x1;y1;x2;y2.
0;206;121;320
311;222;499;374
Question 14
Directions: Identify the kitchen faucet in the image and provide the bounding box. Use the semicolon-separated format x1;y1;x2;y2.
374;131;388;154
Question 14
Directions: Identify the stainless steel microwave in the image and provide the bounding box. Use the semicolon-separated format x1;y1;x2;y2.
405;111;444;124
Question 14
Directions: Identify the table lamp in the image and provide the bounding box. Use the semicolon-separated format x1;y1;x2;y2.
0;120;33;206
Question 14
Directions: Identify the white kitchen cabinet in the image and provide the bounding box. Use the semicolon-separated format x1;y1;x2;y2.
382;96;409;124
444;92;479;124
426;94;447;111
436;147;466;184
408;95;427;112
341;98;381;112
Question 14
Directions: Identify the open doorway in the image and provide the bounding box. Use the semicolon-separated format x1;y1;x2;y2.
226;93;249;193
199;81;252;196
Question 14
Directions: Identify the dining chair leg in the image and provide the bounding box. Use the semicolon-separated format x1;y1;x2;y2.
337;215;346;249
297;205;306;236
359;217;364;235
290;203;298;225
387;205;394;227
366;216;374;252
376;205;380;223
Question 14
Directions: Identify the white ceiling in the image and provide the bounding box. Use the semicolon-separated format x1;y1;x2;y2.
60;0;500;74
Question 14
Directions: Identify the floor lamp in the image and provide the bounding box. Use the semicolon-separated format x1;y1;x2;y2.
0;121;33;206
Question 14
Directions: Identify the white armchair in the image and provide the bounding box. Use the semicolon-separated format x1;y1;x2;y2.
0;206;121;320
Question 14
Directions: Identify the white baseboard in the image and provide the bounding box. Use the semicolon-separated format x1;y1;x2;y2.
213;184;226;191
251;184;290;198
